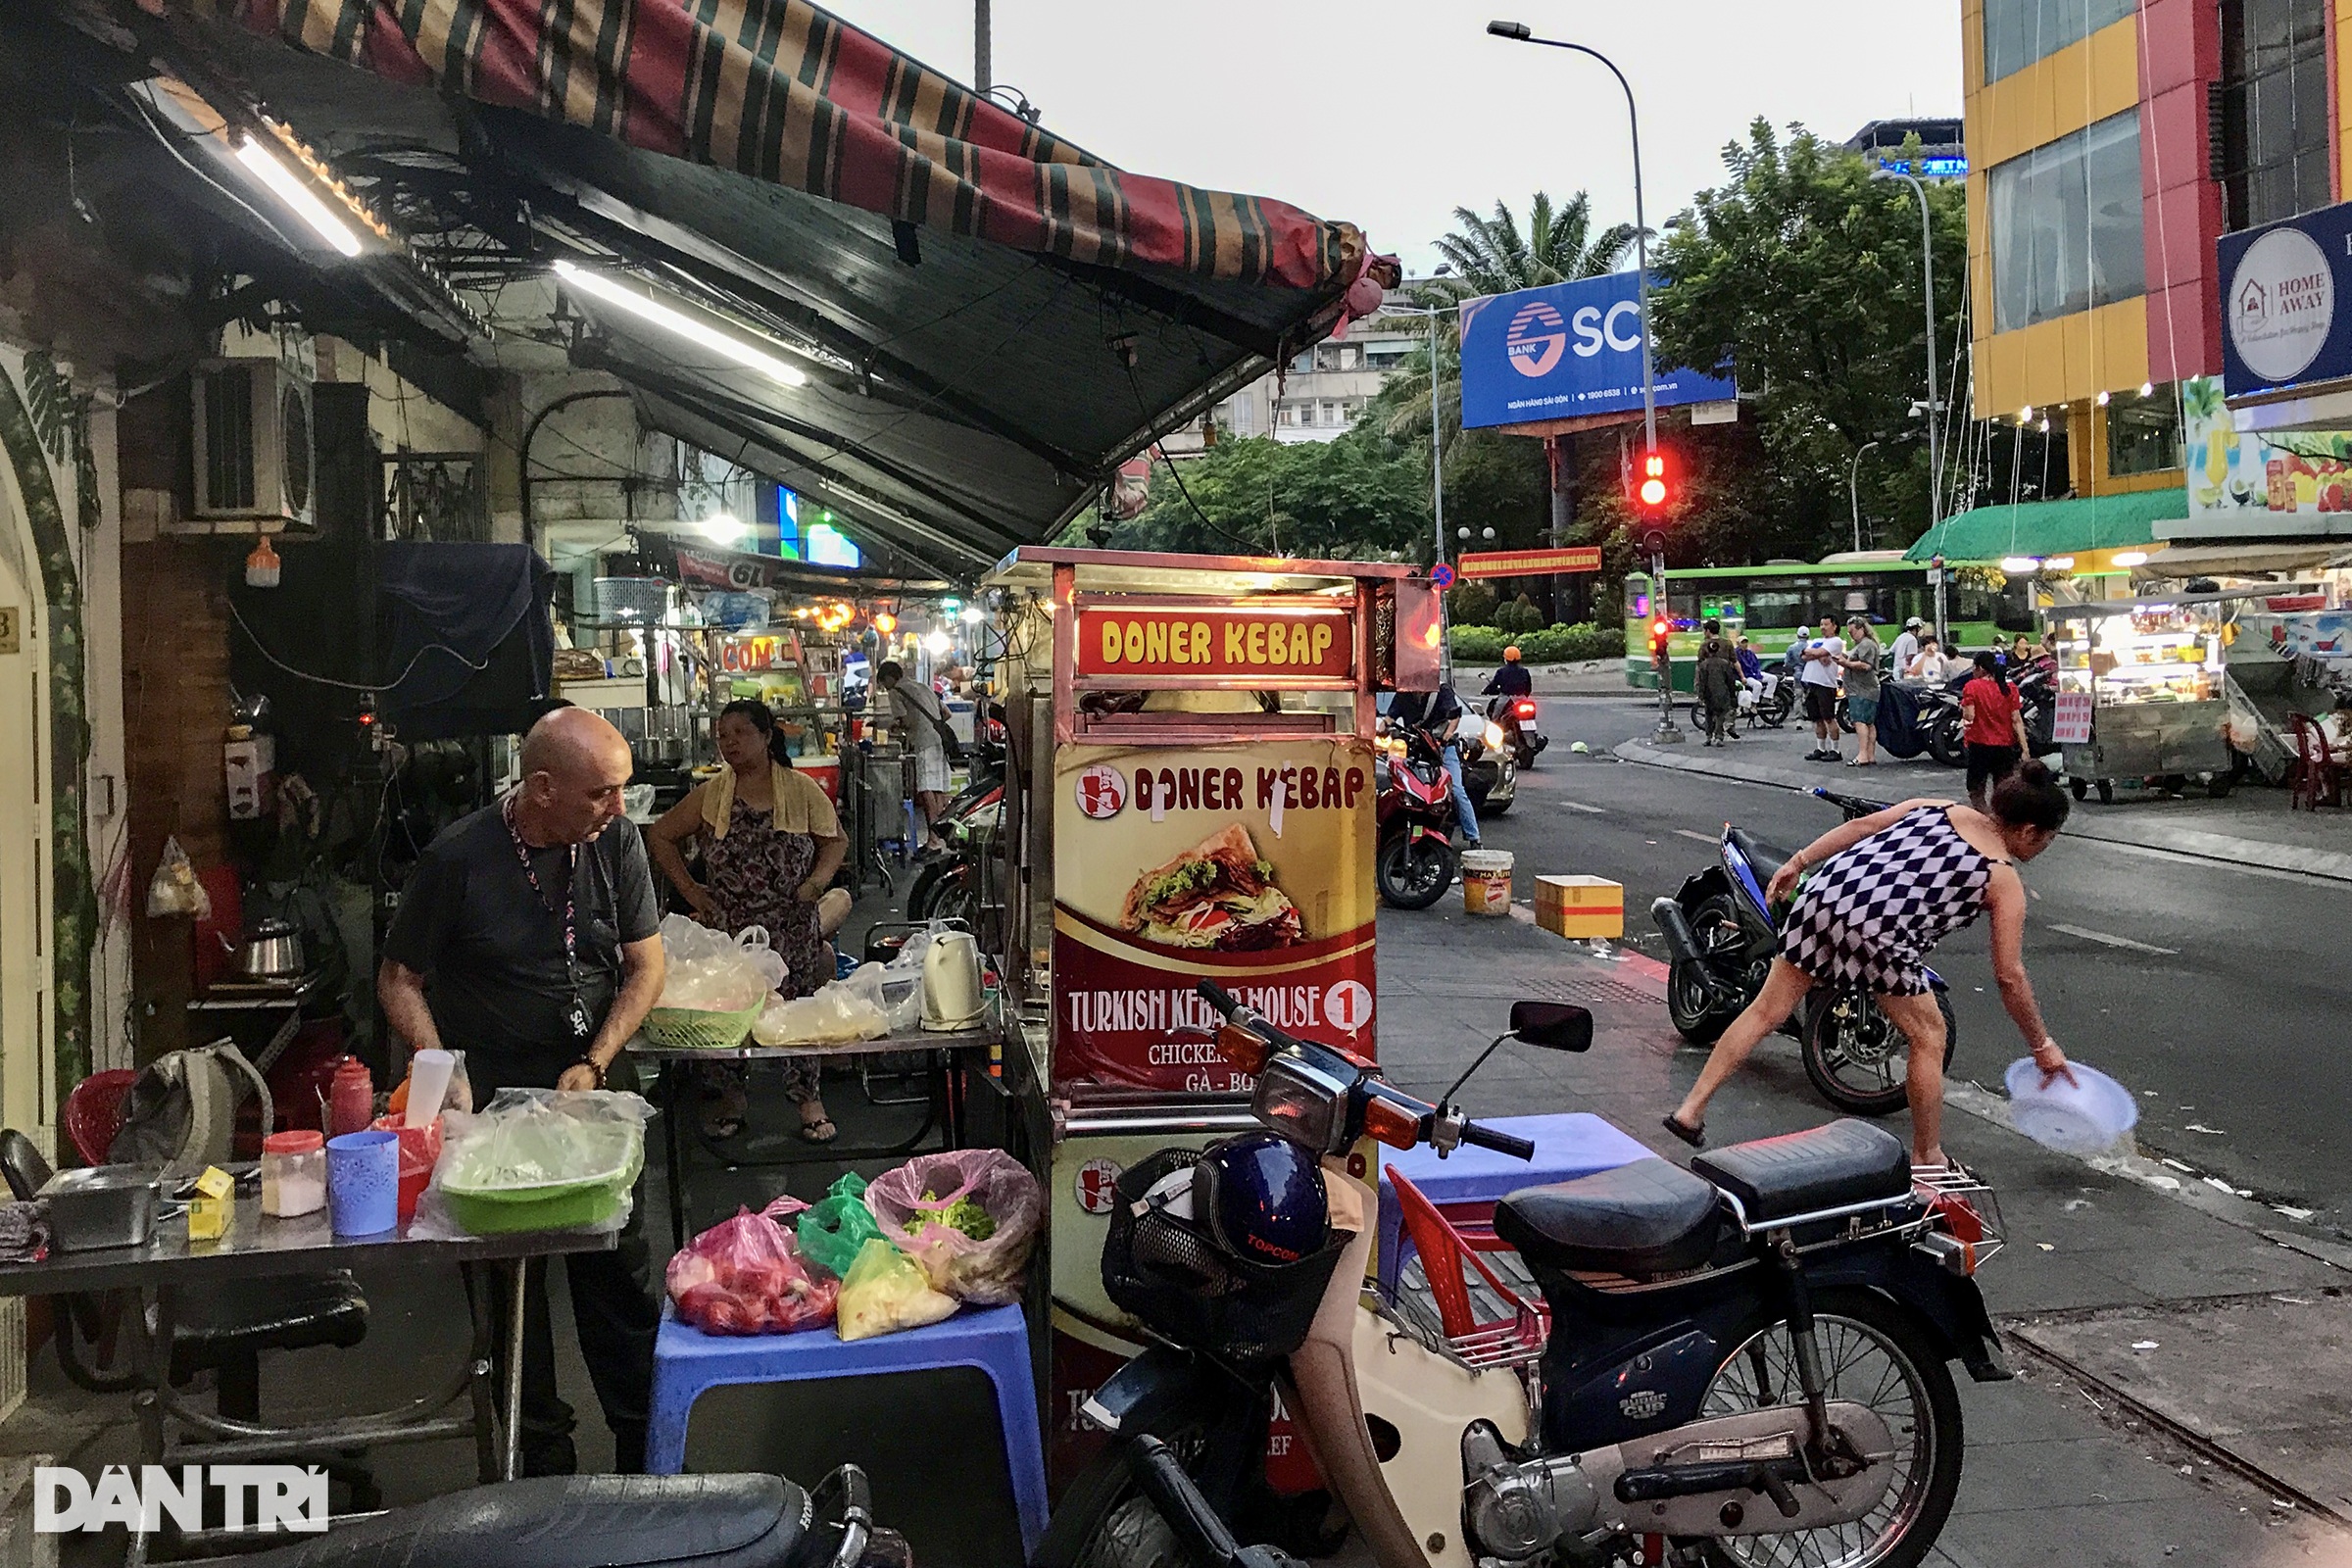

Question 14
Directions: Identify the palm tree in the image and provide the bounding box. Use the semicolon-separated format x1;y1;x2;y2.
1432;191;1639;299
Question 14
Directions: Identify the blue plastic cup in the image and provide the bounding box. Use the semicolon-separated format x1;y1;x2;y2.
325;1129;400;1235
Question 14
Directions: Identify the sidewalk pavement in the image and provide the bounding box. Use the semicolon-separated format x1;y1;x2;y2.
1611;733;2352;884
1456;660;1628;696
1376;900;2352;1563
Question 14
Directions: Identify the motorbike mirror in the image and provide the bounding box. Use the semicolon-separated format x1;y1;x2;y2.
1509;1002;1593;1054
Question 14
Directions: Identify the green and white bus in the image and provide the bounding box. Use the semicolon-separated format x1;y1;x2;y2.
1623;556;2040;691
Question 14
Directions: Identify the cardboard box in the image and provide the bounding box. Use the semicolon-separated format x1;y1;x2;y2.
1535;874;1623;939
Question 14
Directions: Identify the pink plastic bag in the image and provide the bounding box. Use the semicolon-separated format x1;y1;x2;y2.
368;1114;442;1224
666;1207;840;1335
862;1151;1043;1305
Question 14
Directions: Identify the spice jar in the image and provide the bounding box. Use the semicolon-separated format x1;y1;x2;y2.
261;1130;326;1218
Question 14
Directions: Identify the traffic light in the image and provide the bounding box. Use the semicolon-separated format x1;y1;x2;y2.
1649;614;1672;667
1634;446;1673;518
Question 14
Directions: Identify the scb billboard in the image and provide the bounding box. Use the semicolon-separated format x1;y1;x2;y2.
1458;270;1735;430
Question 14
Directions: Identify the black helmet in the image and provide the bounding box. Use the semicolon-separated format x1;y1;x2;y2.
1193;1132;1328;1266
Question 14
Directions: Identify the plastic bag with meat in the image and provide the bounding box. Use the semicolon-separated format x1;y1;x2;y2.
666;1207;839;1335
863;1150;1043;1305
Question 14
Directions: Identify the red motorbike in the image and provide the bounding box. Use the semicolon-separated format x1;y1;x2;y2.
1374;728;1461;909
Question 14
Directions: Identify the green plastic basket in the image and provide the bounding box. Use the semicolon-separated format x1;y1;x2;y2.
441;1146;643;1236
640;997;764;1051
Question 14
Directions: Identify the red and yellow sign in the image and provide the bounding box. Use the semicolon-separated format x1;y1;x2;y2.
1052;738;1375;1092
1074;604;1352;679
1458;546;1604;578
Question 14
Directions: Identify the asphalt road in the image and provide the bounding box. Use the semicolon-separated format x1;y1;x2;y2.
1473;694;2350;1227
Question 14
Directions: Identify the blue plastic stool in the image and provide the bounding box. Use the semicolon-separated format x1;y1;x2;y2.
1377;1113;1655;1297
647;1301;1048;1554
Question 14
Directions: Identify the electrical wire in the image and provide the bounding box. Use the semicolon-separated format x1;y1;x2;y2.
228;597;490;692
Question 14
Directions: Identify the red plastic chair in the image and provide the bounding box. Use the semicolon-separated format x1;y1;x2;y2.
2290;714;2348;811
1385;1167;1546;1368
62;1069;137;1166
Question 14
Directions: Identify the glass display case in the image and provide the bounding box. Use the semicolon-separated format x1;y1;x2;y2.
2049;599;2235;800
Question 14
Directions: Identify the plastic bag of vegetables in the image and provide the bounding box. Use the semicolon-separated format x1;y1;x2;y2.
862;1150;1043;1305
666;1207;839;1336
834;1237;957;1342
796;1171;885;1279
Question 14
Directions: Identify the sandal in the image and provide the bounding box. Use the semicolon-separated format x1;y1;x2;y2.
702;1111;746;1140
798;1115;839;1145
1662;1113;1705;1149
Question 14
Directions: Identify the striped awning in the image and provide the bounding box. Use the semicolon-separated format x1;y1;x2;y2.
186;0;1366;292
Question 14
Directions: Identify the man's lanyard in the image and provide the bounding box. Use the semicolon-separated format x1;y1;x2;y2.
502;796;579;973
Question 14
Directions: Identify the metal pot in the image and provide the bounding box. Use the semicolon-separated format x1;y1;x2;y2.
229;918;305;980
40;1164;162;1251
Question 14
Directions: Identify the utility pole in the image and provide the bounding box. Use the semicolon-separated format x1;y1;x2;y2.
975;0;992;92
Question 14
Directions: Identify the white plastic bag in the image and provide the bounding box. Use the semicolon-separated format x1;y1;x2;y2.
751;965;891;1046
146;837;212;918
656;915;787;1011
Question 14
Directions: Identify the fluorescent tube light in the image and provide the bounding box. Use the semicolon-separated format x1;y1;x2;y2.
553;261;808;387
235;136;361;257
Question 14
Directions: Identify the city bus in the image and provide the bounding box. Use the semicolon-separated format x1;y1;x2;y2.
1622;556;2038;690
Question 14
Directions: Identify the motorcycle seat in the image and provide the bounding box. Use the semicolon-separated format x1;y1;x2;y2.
1494;1159;1724;1277
232;1474;808;1568
1726;827;1792;888
1692;1119;1910;1225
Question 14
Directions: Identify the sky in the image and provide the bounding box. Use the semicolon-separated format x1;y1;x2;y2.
818;1;1965;275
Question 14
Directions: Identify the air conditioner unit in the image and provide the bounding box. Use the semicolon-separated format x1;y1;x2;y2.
190;360;315;531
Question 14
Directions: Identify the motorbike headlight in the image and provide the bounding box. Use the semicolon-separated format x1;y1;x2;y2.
1253;1054;1351;1154
1483;720;1506;750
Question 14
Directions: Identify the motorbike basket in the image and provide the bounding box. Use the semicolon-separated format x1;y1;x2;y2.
1101;1149;1351;1365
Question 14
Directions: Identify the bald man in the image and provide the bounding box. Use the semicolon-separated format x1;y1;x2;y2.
379;707;664;1475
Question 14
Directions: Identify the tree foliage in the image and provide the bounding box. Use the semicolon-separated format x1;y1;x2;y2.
1433;191;1639;299
1649;122;1968;555
1098;429;1433;560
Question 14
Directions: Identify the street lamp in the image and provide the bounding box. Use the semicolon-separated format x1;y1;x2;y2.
1871;168;1942;561
1378;268;1461;675
1489;20;1678;739
1848;439;1882;554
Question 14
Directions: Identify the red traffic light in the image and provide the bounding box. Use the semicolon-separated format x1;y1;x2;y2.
1635;449;1672;514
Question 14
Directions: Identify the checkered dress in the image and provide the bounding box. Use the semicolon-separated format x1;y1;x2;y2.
1781;807;1998;996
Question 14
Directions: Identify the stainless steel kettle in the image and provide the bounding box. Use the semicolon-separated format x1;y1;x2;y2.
227;917;306;980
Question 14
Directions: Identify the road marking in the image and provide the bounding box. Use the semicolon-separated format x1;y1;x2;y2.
2046;922;2179;956
1673;829;1717;844
1557;801;1605;814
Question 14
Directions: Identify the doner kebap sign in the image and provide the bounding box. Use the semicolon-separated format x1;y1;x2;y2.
1458;270;1736;430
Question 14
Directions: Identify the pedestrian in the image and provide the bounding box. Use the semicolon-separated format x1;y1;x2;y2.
1695;621;1740;745
377;707;664;1475
1841;616;1885;767
1961;649;2030;809
1906;635;1952;683
1665;762;2080;1166
1388;679;1481;849
647;699;854;1143
1889;616;1925;678
2006;632;2034;670
875;660;955;850
1797;615;1845;762
1483;645;1533;698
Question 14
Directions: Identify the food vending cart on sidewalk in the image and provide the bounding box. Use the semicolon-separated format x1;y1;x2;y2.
976;548;1441;1490
2048;595;2240;802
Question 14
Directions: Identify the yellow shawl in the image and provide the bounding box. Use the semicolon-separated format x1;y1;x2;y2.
700;761;837;840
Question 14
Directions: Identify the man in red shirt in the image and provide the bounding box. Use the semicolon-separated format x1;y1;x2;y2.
1959;650;2030;808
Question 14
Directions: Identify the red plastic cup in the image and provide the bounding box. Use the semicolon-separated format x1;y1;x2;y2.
371;1114;443;1224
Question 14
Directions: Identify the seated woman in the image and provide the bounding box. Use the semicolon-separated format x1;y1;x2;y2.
649;700;854;1142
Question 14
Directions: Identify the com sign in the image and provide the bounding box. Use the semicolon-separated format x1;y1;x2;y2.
1459;270;1735;430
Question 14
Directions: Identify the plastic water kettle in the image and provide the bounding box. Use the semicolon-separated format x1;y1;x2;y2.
920;931;986;1031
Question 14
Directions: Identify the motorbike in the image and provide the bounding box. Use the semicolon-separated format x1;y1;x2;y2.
1486;693;1548;768
1649;789;1958;1117
906;785;1004;924
1373;727;1462;909
1683;674;1794;738
1458;716;1517;818
1915;664;2054;770
1043;980;2008;1568
234;1429;1299;1568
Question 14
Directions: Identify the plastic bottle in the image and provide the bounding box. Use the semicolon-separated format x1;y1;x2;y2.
327;1057;375;1138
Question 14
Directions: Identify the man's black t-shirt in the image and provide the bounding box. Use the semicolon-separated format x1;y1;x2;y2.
1485;664;1532;697
383;804;662;1093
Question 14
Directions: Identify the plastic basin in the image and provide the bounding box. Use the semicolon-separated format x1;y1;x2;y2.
2004;1057;2137;1153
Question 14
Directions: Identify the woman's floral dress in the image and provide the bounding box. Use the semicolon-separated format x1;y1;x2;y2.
701;795;827;1103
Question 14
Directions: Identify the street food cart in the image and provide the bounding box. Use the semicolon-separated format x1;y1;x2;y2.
976;547;1440;1488
2048;596;2237;801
